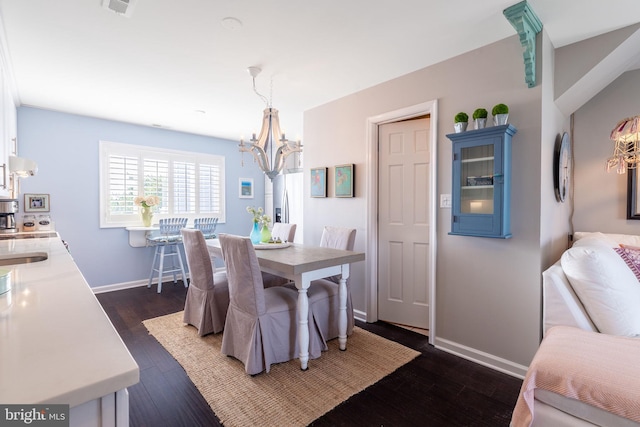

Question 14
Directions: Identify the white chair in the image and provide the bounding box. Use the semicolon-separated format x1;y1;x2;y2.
194;217;218;239
147;218;188;293
181;228;229;336
288;226;356;342
271;222;296;242
219;233;329;375
262;223;297;288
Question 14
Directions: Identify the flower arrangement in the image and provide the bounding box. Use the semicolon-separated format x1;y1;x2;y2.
134;195;160;208
246;206;271;227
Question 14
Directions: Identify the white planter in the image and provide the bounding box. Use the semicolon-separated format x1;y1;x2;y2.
474;118;487;129
493;114;508;126
454;122;468;133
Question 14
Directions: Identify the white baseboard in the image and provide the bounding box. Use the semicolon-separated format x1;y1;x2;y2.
354;308;366;323
434;336;527;379
92;279;150;294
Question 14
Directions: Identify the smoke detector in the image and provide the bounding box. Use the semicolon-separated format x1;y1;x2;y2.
102;0;137;18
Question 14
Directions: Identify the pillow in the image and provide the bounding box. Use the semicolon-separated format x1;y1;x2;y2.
572;232;618;248
615;246;640;282
561;245;640;336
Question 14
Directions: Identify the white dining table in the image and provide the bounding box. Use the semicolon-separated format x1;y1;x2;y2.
206;239;365;370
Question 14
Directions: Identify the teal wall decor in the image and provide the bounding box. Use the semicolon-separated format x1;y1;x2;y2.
503;1;543;88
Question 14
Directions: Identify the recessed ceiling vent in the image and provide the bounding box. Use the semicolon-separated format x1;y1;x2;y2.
102;0;137;18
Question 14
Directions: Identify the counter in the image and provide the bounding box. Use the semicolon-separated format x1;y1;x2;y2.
0;232;139;425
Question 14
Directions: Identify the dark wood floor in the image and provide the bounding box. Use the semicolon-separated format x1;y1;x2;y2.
97;283;523;427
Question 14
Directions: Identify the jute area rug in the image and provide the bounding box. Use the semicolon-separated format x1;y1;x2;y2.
143;311;420;427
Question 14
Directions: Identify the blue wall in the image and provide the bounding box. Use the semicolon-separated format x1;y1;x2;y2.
17;107;265;287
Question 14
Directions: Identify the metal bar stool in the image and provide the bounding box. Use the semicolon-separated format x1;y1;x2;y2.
147;218;188;293
194;217;219;239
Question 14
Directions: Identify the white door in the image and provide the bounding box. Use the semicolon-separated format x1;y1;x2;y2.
378;118;431;328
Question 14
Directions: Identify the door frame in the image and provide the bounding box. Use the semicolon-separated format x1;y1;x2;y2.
365;99;438;345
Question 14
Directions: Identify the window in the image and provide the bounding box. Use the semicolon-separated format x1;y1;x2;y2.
99;141;225;227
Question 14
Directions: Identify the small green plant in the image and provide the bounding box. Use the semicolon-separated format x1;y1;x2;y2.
472;108;488;120
492;103;509;115
454;112;468;123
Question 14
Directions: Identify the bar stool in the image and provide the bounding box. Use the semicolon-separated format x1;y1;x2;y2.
194;217;219;239
147;218;188;293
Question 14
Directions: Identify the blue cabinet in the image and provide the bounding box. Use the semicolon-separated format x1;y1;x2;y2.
446;124;517;238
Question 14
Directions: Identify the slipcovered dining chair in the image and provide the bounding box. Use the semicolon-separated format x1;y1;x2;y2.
288;226;357;342
181;228;229;336
147;217;188;293
219;233;329;375
262;223;297;288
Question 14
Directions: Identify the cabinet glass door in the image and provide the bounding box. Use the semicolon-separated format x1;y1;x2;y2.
460;144;494;215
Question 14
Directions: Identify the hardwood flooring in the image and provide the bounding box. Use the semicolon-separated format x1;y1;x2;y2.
96;282;523;427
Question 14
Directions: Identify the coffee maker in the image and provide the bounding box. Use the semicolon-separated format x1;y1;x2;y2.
0;199;18;233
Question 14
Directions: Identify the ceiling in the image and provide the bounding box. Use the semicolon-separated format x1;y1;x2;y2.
0;0;639;142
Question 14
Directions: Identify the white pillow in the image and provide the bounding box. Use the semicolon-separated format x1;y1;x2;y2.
572;232;618;248
561;245;640;336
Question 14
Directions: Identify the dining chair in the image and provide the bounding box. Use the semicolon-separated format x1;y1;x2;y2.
218;233;328;375
147;217;188;293
181;228;229;336
262;222;297;288
271;222;296;243
288;226;356;342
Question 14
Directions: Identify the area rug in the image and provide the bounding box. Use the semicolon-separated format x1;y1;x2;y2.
143;311;420;427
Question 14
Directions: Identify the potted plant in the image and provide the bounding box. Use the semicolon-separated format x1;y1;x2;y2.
492;103;509;125
472;108;488;129
454;112;468;133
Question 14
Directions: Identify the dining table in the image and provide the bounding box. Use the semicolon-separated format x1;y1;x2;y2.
206;238;365;370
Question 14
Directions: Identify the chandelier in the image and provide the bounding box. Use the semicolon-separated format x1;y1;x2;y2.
607;115;640;174
239;67;302;181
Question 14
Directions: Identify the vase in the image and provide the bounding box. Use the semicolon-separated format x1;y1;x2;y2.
493;114;509;126
454;122;468;133
141;207;153;227
250;221;261;244
474;118;487;129
260;224;272;243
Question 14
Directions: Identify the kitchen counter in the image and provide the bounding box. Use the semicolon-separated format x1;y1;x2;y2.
0;232;139;420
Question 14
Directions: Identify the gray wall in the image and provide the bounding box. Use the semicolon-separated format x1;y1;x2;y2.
17;106;265;288
304;35;549;375
573;69;640;233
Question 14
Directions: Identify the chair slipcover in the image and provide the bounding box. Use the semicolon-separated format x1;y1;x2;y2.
219;233;328;375
262;223;297;288
271;223;296;242
181;228;229;336
288;226;356;341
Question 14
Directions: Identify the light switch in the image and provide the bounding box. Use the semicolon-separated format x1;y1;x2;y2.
440;194;451;208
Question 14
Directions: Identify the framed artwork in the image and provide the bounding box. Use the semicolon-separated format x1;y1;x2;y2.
239;178;254;199
24;193;50;212
335;164;355;198
310;167;327;198
627;169;640;219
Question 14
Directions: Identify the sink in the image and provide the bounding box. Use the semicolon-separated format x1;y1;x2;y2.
0;252;48;266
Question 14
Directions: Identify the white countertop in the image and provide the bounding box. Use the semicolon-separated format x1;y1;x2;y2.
0;233;139;406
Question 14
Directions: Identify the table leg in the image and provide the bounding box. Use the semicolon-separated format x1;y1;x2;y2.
338;264;350;351
297;286;310;370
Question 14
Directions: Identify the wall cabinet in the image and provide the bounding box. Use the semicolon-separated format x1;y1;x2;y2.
446;124;517;238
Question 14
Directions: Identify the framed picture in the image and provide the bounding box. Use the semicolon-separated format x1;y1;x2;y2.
335;164;355;198
627;169;640;219
310;167;327;198
239;178;254;199
24;193;50;212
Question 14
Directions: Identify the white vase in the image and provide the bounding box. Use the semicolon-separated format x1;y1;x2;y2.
493;114;509;126
474;118;487;129
454;122;468;133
